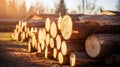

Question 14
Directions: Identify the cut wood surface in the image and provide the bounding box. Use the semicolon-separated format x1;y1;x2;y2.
58;52;69;64
53;48;60;59
41;40;46;51
61;40;85;55
50;38;56;48
50;21;59;38
44;46;53;58
57;16;62;30
70;52;100;66
45;18;51;32
45;33;50;46
56;35;64;50
85;34;120;58
37;42;41;53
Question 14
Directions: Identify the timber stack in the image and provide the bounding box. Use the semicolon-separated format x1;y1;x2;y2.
11;14;120;66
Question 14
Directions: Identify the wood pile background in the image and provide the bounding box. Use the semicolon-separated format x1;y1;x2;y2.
11;15;120;66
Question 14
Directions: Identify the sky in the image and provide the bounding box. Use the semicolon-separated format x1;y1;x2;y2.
9;0;119;13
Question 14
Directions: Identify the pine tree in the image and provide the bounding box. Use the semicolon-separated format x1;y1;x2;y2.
56;0;67;17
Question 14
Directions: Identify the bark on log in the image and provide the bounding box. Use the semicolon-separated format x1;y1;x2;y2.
45;18;51;32
58;52;69;64
61;40;85;55
85;34;120;58
70;52;101;66
105;54;120;65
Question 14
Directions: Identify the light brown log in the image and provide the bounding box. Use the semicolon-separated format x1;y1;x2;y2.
50;21;58;38
61;41;85;55
20;32;26;42
53;48;60;59
50;37;56;48
58;52;69;64
41;40;46;51
37;42;41;53
70;52;100;66
56;35;64;50
28;39;36;52
61;15;120;40
78;15;120;24
38;28;44;43
45;18;51;32
57;16;62;30
85;34;120;58
45;33;50;46
44;46;53;58
105;54;120;65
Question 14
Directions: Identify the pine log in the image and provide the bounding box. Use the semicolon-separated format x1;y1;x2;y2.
78;15;120;24
61;41;85;55
37;42;41;53
56;35;64;50
70;52;101;66
53;48;60;59
61;15;120;40
57;16;62;30
85;34;120;58
28;39;36;52
105;54;120;65
45;18;51;32
45;33;50;46
58;52;69;64
38;28;45;43
41;40;46;51
50;37;56;48
44;46;53;58
50;21;60;38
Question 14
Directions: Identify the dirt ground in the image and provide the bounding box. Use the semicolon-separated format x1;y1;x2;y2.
0;32;111;67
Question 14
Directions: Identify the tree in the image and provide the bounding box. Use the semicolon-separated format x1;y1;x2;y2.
117;0;120;11
56;0;67;17
78;0;101;15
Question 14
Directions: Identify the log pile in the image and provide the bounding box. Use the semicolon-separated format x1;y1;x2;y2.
11;15;120;66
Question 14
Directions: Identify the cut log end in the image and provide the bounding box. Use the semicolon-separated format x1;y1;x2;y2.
70;53;76;66
61;41;67;55
58;52;64;64
45;18;51;32
50;21;57;38
58;16;62;30
61;15;72;40
50;38;55;48
46;33;50;46
85;34;100;58
56;35;62;50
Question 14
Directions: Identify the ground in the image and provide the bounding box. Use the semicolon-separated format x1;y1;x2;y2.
0;32;108;67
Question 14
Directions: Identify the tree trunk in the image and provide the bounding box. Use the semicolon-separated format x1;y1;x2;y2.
61;40;85;55
70;52;101;66
85;34;120;58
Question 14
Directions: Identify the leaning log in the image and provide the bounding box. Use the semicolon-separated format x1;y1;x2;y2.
70;52;101;66
61;40;85;55
85;34;120;58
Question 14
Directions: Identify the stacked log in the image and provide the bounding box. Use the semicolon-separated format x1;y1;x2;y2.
11;14;120;66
